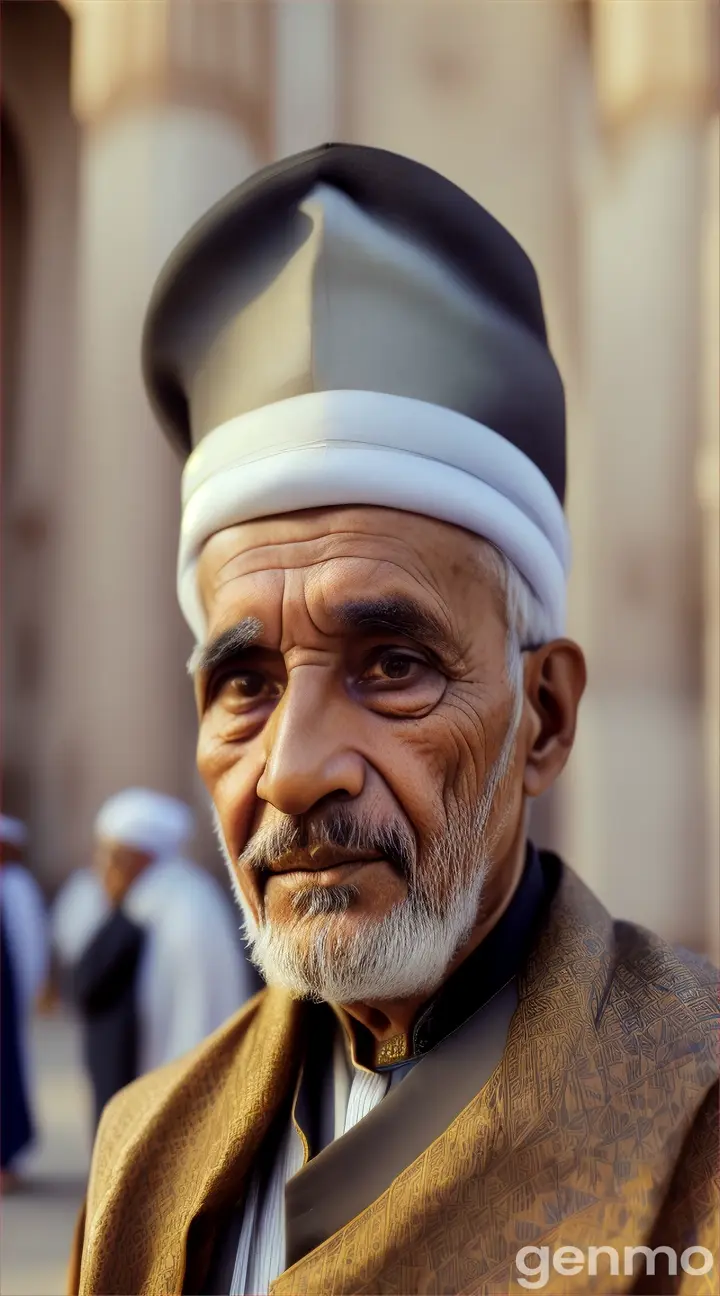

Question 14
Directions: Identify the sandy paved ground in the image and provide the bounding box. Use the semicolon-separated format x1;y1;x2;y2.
1;1012;93;1296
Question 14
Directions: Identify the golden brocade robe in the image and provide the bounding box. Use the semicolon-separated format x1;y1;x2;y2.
69;865;718;1296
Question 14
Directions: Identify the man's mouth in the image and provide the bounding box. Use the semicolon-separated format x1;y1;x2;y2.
274;861;379;887
262;849;384;889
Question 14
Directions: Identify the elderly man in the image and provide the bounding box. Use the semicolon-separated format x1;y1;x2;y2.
70;146;717;1296
60;788;248;1128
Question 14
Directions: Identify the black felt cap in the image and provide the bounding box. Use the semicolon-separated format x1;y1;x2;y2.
142;142;565;504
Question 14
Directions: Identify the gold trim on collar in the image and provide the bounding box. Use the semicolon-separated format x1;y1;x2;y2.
330;1004;411;1070
374;1032;408;1067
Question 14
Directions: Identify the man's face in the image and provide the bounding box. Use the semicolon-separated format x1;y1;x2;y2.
94;839;153;904
194;506;531;1000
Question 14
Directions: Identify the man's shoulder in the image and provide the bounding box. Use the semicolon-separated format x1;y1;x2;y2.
611;914;718;1020
90;988;267;1174
550;860;717;1050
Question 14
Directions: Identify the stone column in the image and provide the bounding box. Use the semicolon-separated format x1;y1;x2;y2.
562;0;716;947
697;114;720;963
275;0;337;157
48;0;270;879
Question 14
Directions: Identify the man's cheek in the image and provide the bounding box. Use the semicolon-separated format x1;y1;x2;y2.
195;726;228;795
417;706;489;812
394;721;463;818
210;767;262;863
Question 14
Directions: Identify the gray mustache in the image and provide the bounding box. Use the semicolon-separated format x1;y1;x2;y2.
237;808;415;878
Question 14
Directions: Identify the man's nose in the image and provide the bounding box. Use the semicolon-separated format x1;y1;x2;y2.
256;669;365;816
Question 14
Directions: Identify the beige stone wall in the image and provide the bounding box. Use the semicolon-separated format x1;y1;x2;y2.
566;113;707;943
560;0;716;947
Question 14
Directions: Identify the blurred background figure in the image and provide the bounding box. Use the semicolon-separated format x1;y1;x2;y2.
51;866;110;981
58;789;250;1130
1;815;49;1190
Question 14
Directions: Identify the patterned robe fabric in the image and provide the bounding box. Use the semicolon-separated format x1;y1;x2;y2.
68;864;719;1296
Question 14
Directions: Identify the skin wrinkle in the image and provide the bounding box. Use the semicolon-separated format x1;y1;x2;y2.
195;505;585;1037
202;525;458;637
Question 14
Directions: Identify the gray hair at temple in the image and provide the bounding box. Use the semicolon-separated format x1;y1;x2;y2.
480;542;553;713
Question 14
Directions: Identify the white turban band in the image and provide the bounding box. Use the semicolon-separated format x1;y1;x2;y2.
178;389;570;643
95;788;195;860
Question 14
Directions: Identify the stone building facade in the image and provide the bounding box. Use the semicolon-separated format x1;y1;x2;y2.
1;0;718;958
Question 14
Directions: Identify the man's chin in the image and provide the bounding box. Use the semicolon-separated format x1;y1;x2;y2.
234;888;367;952
243;905;453;1004
243;907;387;999
257;903;378;949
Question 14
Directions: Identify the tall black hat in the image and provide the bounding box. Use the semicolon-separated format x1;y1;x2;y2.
142;143;568;639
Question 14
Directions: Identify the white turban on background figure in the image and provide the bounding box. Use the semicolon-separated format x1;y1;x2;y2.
95;789;195;861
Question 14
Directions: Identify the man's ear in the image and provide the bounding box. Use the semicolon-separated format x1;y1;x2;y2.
522;640;586;799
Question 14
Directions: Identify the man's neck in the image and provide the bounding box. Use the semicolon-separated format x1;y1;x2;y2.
339;835;528;1049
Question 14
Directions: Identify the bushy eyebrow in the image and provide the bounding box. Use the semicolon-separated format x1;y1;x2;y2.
187;617;264;679
333;596;462;665
188;595;462;684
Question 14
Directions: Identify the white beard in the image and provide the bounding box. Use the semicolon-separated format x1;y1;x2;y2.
214;701;520;1004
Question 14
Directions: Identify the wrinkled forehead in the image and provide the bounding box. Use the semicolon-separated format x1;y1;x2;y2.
195;505;501;633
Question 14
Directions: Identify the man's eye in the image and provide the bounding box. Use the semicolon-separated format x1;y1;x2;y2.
364;651;426;684
231;672;268;698
212;670;276;707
